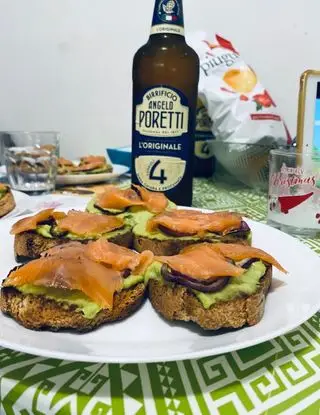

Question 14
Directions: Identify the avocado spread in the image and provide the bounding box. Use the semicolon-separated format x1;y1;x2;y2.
86;198;126;216
17;274;144;319
133;211;251;243
0;188;8;199
73;166;112;175
144;261;266;309
86;198;176;220
36;218;134;241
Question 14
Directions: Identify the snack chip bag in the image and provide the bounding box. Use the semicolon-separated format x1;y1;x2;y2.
187;32;292;187
188;32;291;145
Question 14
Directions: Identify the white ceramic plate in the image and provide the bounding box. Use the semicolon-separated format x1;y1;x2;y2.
56;164;129;185
0;211;319;363
19;194;91;214
2;190;31;219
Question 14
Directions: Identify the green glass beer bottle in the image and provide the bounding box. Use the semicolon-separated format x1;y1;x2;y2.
131;0;199;206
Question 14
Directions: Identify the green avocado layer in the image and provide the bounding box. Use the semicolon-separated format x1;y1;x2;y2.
0;188;8;199
17;274;144;319
145;261;266;310
86;197;176;221
133;211;251;243
72;165;113;175
86;198;126;216
35;218;134;241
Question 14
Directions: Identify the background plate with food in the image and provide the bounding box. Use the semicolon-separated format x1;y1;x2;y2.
56;164;129;185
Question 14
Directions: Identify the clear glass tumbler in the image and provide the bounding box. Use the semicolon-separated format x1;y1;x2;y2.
267;149;320;237
4;131;60;194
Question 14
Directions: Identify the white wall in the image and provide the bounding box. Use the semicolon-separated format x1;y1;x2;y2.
0;0;318;158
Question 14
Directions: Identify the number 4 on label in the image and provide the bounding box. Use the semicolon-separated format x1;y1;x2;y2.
149;160;167;184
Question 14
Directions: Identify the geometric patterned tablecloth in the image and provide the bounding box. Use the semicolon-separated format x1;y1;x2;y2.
0;178;319;415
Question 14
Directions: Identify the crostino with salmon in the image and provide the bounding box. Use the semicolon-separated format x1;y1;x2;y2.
0;184;16;218
0;240;153;331
134;209;252;255
146;243;287;330
11;209;134;262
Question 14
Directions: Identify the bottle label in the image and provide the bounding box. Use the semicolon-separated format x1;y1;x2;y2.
133;85;191;192
151;0;185;36
136;87;189;137
195;98;215;159
194;138;215;159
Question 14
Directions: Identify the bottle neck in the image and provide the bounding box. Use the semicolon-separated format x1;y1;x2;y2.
150;0;185;38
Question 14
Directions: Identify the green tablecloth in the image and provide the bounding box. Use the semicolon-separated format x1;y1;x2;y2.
1;179;319;415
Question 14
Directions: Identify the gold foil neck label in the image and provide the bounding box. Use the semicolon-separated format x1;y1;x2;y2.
135;87;189;137
135;155;186;191
150;24;184;36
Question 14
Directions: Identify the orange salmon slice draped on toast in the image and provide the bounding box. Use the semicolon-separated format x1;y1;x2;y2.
85;239;154;274
3;253;123;310
80;155;106;165
58;157;74;167
183;243;287;273
4;240;153;309
55;210;124;236
156;245;245;280
147;210;243;236
71;161;106;172
10;209;67;235
95;185;168;213
132;185;168;213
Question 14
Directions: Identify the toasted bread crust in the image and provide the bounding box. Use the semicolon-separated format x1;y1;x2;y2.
14;230;133;262
148;267;272;330
133;234;250;256
0;283;145;331
0;190;15;218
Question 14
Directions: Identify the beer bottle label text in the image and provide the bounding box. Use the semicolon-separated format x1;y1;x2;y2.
151;0;184;36
194;100;215;159
133;86;192;192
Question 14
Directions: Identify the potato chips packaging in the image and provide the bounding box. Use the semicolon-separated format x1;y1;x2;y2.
187;32;292;187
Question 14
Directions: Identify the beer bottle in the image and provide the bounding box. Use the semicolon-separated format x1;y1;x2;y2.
131;0;199;206
194;98;216;177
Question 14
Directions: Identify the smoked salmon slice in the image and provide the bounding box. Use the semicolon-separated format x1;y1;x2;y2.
80;155;106;165
42;242;86;259
56;210;124;236
58;157;73;167
147;210;242;236
72;161;105;172
95;186;144;210
132;185;168;213
85;239;140;270
156;245;245;280
10;209;65;235
133;250;154;276
85;239;154;274
192;243;287;273
4;255;123;309
95;185;168;213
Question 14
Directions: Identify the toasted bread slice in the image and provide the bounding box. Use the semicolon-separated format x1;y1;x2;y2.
14;229;133;262
0;283;145;331
0;189;15;218
134;234;250;256
148;266;272;330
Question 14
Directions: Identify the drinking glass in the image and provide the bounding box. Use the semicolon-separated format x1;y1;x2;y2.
3;131;60;194
267;149;320;237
